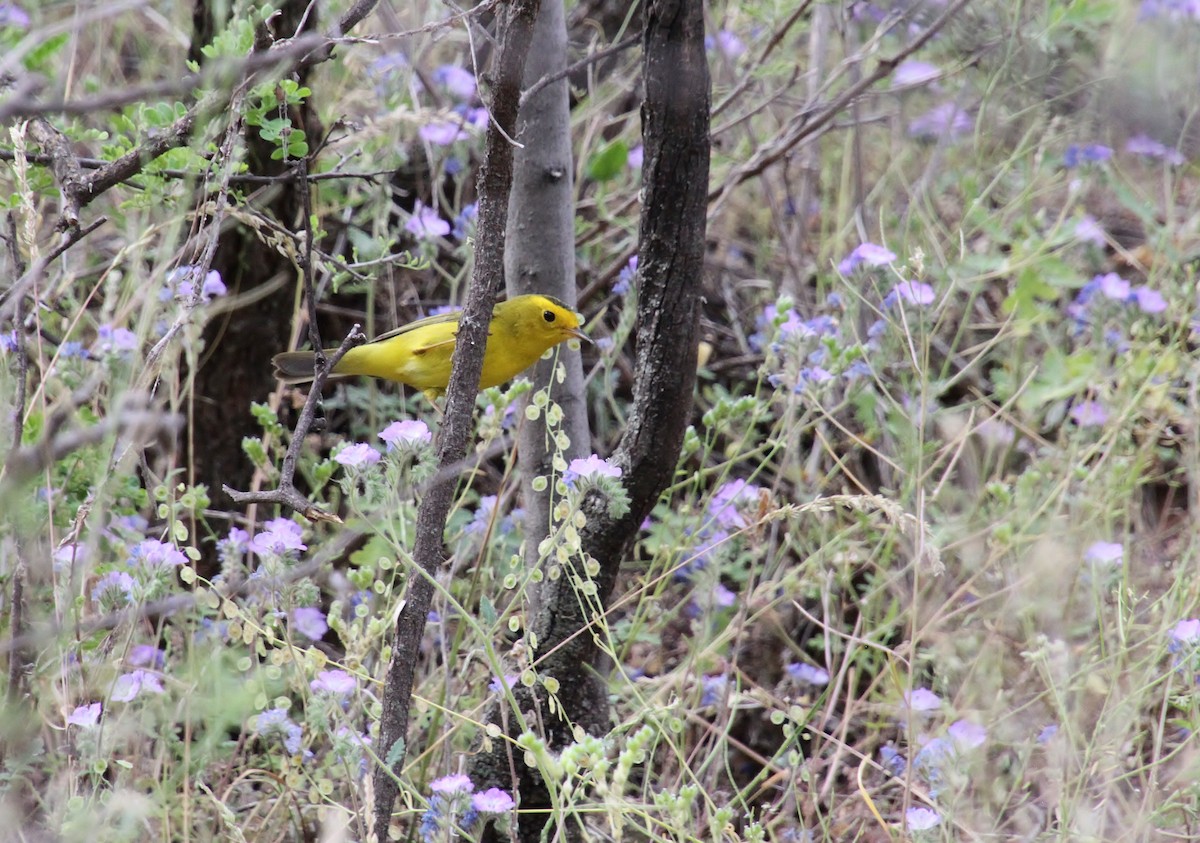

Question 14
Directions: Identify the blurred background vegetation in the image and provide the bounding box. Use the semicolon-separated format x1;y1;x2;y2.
3;0;1200;840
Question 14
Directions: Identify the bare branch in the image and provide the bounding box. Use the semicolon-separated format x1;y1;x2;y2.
369;0;542;837
223;323;365;523
709;0;973;212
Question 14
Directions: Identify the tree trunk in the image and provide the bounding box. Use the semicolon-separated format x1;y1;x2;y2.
477;2;710;840
504;0;591;587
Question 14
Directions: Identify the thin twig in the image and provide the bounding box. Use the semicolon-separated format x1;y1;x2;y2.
710;0;973;212
223;324;364;522
0;151;394;185
0;217;106;324
4;213;28;464
369;0;543;836
520;34;638;107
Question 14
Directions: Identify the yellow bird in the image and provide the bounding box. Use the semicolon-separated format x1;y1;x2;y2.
272;294;587;399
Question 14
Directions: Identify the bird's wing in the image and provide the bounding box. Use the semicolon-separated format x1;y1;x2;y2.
411;337;457;357
369;309;462;344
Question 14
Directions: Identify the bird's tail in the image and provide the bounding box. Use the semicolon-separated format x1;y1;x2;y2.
272;350;323;384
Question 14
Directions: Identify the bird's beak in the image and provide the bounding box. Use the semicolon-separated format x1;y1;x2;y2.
566;327;591;344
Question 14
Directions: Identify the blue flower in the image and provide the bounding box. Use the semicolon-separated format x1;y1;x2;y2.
452;203;477;239
291;607;328;641
110;669;165;702
250;518;307;556
334;442;381;469
256;708;303;755
95;325;139;356
471;788;515;813
838;242;896;275
128;539;186;568
432;65;476;101
93;571;136;606
908;102;972;140
613;255;638;296
218;527;250;565
700;674;727;706
905;807;941;830
1126;133;1186;165
310;669;356;696
1063;143;1112;168
378;419;431;451
564;454;622;487
405;201;452;239
67;702;102;728
785;662;830;686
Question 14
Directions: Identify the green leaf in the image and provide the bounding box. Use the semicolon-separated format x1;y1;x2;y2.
384;737;406;768
479;595;498;626
25;33;69;73
586;139;629;182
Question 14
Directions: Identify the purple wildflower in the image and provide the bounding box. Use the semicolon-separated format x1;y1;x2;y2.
904;688;942;713
471;788;515;813
1131;286;1167;313
709;479;761;529
1171;619;1200;647
564;454;622;487
95;325;139;356
111;669;165;702
713;583;737;607
1084;541;1123;566
452;203;477;239
129;538;186;568
334;442;381;468
418;122;469;146
1063;144;1112;168
129;645;166;668
0;4;31;29
379;420;431;450
1095;272;1131;300
489;674;519;693
67;702;102;727
291;607;328;641
838;242;896;274
1070;400;1108;427
948;719;987;749
892;60;940;88
430;773;474;794
712;29;745;59
1075;214;1106;246
406;201;451;239
218;527;250;565
256;708;303;755
905;807;941;830
700;674;728;706
432;65;476;101
614;255;638;296
250;518;306;556
889;280;936;307
908;102;972;140
310;669;357;696
1126;134;1186;165
93;571;136;606
786;662;831;686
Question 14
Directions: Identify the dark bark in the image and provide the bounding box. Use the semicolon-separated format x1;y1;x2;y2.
476;2;710;840
368;2;543;840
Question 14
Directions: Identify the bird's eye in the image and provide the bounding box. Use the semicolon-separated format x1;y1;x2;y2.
543;310;556;323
